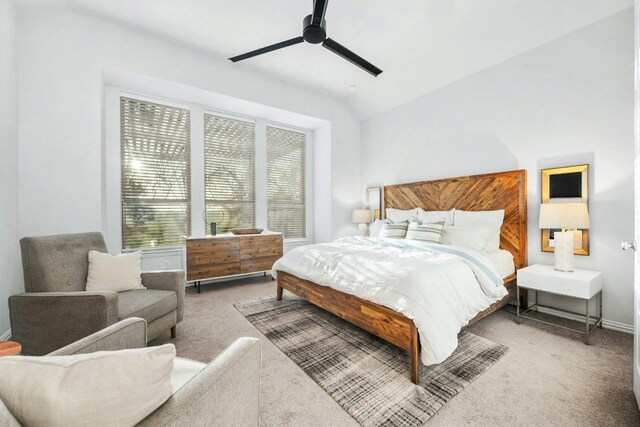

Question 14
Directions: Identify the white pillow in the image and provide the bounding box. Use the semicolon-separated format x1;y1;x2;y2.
417;209;455;225
454;210;504;251
369;219;385;237
0;345;175;427
442;225;496;252
86;250;145;292
385;208;419;223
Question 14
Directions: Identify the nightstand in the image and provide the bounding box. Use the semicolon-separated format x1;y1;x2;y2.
516;264;603;344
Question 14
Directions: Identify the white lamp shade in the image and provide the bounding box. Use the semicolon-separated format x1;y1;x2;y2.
539;202;590;229
352;209;372;224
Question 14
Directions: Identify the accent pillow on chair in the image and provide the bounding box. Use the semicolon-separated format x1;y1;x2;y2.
0;344;175;427
86;250;145;292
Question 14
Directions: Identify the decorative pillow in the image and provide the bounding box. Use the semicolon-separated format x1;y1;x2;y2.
379;220;409;239
453;210;504;251
416;208;455;225
385;208;419;223
405;220;445;243
441;225;497;252
86;250;144;292
0;345;175;427
369;219;385;237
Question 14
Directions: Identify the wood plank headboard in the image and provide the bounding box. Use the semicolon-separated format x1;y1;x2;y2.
384;169;528;269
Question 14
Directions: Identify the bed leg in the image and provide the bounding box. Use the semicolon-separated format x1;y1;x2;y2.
276;284;283;301
410;323;420;384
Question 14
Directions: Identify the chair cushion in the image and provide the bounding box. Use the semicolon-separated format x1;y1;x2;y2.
118;290;177;323
171;357;206;393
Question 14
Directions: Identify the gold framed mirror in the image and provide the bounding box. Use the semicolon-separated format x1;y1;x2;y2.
366;187;382;222
541;164;589;255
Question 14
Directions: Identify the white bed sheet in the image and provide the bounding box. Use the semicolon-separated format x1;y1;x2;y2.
484;249;515;278
273;237;507;366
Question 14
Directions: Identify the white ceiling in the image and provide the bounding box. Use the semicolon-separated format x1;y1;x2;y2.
17;0;633;118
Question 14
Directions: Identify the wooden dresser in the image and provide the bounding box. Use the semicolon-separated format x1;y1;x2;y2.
186;231;283;293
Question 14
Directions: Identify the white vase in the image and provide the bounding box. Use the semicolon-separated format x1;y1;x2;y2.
554;230;574;272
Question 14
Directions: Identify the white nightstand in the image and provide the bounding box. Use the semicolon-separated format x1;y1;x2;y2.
516;264;603;344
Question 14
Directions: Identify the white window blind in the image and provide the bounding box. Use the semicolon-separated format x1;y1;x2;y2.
120;97;191;249
267;126;306;239
204;114;256;233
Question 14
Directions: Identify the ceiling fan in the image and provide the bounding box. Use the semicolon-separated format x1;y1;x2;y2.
229;0;382;77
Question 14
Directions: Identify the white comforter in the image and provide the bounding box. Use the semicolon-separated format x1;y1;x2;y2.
273;237;508;365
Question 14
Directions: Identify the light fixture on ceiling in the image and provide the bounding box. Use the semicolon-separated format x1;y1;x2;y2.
229;0;383;77
348;85;357;92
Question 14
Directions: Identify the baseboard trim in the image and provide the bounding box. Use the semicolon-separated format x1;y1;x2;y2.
535;306;633;334
0;329;11;341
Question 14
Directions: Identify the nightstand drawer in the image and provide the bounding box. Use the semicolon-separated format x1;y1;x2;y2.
517;264;602;299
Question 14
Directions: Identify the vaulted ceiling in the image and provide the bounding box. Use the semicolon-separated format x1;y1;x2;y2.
17;0;633;118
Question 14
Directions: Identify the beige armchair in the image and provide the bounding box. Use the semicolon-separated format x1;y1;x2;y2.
9;232;185;355
0;318;262;426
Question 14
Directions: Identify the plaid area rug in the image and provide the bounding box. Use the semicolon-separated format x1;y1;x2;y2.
235;297;508;427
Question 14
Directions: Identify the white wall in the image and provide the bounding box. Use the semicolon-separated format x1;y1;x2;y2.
361;10;635;327
0;0;22;337
17;8;361;253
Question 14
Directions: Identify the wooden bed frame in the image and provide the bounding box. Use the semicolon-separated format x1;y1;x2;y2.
276;169;527;384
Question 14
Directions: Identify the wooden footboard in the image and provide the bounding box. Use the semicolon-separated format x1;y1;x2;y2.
276;271;422;383
276;271;521;385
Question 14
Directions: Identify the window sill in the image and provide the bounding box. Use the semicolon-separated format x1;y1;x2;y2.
122;247;184;255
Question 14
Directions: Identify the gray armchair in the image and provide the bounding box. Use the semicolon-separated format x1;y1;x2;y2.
1;318;262;427
9;232;185;355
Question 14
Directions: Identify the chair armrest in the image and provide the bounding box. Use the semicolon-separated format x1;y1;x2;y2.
49;317;147;356
142;270;185;322
137;337;262;427
9;291;118;355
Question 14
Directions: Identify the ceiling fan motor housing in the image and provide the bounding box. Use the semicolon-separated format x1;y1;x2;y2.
303;14;326;44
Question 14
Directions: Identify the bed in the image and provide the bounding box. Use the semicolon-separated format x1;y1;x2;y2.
274;169;527;384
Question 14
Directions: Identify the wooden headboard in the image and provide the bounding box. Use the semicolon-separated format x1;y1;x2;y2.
384;169;527;269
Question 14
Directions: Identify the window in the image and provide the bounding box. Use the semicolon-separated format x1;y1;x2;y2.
204;114;256;233
120;97;191;249
267;126;306;239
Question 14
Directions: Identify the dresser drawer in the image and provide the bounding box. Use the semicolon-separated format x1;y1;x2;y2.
241;255;280;274
187;262;241;281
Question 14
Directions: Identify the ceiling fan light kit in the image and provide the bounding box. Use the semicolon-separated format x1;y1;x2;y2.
229;0;382;77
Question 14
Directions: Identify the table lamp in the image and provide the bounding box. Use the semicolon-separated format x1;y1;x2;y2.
539;202;590;272
352;209;372;236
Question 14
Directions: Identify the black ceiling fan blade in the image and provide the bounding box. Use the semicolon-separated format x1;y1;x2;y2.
229;36;304;62
311;0;329;26
322;38;383;77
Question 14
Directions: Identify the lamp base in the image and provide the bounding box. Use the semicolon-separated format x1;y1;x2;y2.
553;230;574;272
358;223;370;236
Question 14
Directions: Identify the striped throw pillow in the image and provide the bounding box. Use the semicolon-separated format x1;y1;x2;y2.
405;220;445;243
379;220;409;239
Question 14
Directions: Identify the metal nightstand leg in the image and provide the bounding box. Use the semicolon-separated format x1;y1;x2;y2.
516;285;521;324
599;291;603;329
585;298;590;345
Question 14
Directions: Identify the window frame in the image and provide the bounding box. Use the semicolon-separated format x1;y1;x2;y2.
203;111;257;234
104;88;314;256
265;123;309;240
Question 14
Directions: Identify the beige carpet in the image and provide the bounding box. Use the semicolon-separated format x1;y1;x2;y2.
153;275;640;426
